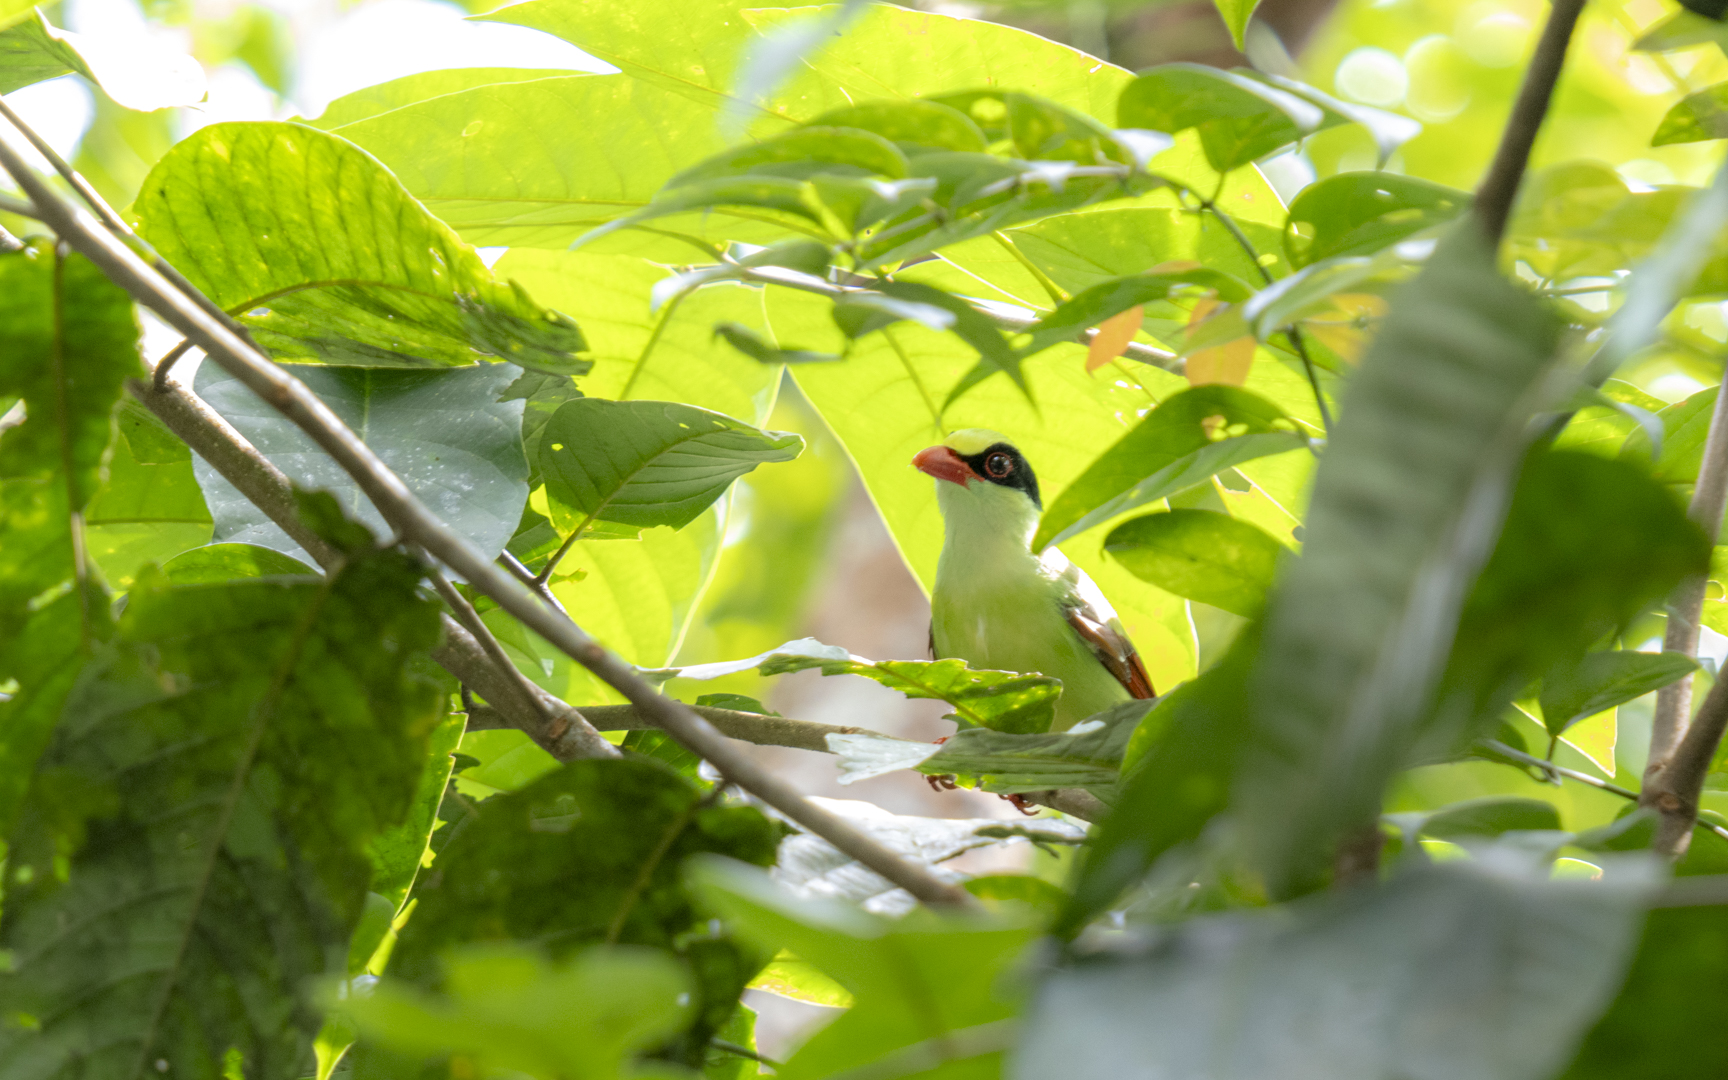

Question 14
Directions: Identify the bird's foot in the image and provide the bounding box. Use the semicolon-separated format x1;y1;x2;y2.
1002;793;1038;816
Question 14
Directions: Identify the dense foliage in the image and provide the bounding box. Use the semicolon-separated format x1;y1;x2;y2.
4;0;1728;1077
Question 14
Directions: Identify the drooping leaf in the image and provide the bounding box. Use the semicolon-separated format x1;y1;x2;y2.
712;322;841;366
1418;796;1563;841
1653;82;1728;145
1537;651;1697;736
1105;509;1283;617
666;125;910;188
385;759;780;1067
134;122;589;373
1026;856;1660;1080
193;362;529;567
1034;385;1306;552
692;859;1037;1080
1213;0;1262;50
830;697;1150;791
0;239;142;627
0;9;205;107
1432;452;1709;752
1242;228;1564;897
665;637;1062;734
342;944;693;1080
0;551;446;1077
1283;172;1471;268
1058;629;1256;936
538;398;802;541
1018;268;1253;360
805;99;989;154
1116;63;1324;174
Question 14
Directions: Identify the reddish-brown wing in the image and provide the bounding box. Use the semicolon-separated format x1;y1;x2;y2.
1064;601;1156;700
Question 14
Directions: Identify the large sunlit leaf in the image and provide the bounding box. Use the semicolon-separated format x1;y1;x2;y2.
539;398;801;541
1105;508;1283;617
0;9;205;107
0;552;445;1077
1025;856;1660;1080
302;67;593;129
192;362;530;567
1243;228;1564;897
134;122;589;372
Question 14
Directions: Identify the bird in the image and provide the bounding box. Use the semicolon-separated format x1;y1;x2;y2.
913;429;1154;733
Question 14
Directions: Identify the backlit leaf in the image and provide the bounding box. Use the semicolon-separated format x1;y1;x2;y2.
1105;508;1283;617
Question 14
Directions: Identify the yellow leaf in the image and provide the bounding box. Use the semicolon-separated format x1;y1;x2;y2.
1561;709;1617;778
1086;305;1144;373
747;950;854;1008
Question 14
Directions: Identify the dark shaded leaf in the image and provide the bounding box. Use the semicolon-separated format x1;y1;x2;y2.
192;362;530;566
1105;509;1282;617
1420;796;1562;841
712;321;841;365
1027;857;1660;1080
1243;229;1564;897
0;551;445;1077
1537;651;1696;735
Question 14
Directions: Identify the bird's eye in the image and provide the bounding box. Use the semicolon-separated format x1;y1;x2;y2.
984;452;1013;479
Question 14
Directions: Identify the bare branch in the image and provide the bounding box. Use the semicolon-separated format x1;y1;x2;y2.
1473;0;1588;244
1;141;977;909
1647;669;1728;856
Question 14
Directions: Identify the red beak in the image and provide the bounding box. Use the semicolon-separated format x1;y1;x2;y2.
913;445;977;487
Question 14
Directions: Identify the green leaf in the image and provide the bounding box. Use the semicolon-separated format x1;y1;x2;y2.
1437;452;1708;745
1018;268;1253;359
1654;82;1728;145
1246;71;1422;165
1214;0;1261;50
0;590;110;839
81;429;214;591
330;74;747;254
1117;63;1324;174
134;121;589;373
368;707;463;912
1058;627;1257;935
1562;905;1728;1078
1243;228;1565;897
665;637;1062;734
1537;651;1697;735
384;759;779;1066
0;239;142;624
712;322;841;366
1105;508;1283;617
342;944;692;1080
864;281;1026;410
0;9;205;107
805;99;988;153
1419;796;1562;840
667;126;910;187
302;67;590;129
1283;172;1472;268
1028;858;1661;1079
0;550;446;1076
192;362;530;565
539;398;802;540
1620;384;1719;483
159;543;317;583
911;696;1148;790
1240;253;1405;342
1035;385;1305;552
691;858;1038;1080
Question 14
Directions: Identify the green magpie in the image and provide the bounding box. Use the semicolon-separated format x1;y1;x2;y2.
914;429;1154;733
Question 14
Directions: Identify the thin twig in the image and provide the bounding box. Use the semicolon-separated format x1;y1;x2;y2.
0;190;42;220
0;139;976;910
1473;0;1588;244
711;1040;782;1071
424;564;556;729
1646;665;1728;856
1201;200;1335;435
498;549;570;616
1481;739;1728;844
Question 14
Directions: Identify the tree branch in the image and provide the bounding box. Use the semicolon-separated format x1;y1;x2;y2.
125;378;618;761
1;146;977;910
1646;666;1728;856
1473;0;1588;244
1647;368;1728;780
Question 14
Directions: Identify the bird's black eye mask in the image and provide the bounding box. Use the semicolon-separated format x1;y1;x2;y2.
958;442;1041;509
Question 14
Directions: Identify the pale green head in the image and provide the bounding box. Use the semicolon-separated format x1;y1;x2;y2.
912;429;1042;548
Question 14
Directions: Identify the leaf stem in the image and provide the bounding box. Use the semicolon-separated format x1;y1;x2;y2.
1202;200;1335;435
4;140;978;911
1472;0;1587;244
990;230;1068;306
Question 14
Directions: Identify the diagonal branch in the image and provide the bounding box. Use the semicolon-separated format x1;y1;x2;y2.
0;143;977;910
